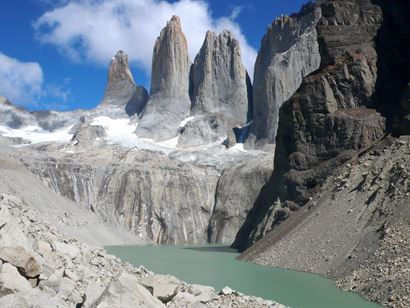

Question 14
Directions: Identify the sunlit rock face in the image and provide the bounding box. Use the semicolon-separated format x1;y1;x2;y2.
99;50;148;116
136;16;192;141
178;30;252;147
247;3;322;149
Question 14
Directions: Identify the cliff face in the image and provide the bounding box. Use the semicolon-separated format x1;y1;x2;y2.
234;1;410;305
9;142;272;245
191;31;249;124
136;16;192;141
178;31;251;147
234;0;386;249
247;3;321;149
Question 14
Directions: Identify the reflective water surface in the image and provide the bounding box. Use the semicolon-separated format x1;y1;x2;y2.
105;245;381;308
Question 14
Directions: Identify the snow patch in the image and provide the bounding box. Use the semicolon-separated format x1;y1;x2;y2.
90;116;180;151
90;116;139;148
0;124;74;144
228;143;246;153
179;116;195;128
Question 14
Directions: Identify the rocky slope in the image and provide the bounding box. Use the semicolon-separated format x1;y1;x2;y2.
234;0;386;250
0;191;284;307
239;136;410;307
233;0;410;306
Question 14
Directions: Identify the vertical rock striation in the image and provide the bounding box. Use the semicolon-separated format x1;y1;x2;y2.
234;0;387;250
136;16;192;141
191;30;249;122
178;31;251;147
247;3;321;149
100;50;148;116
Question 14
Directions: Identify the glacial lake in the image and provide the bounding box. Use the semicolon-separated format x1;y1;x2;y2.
105;245;381;308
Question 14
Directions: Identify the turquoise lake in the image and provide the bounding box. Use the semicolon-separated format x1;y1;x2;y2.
105;245;382;308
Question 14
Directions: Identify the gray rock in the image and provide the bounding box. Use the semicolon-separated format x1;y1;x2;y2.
57;277;75;299
189;284;216;303
0;205;32;251
179;31;251;146
0;291;70;308
0;263;32;296
0;97;37;129
139;274;181;303
71;123;106;146
220;286;234;296
52;241;79;259
222;129;237;149
208;155;274;244
178;114;227;147
35;240;53;257
136;16;192;141
97;272;165;308
234;0;386;251
99;50;148;115
0;246;42;278
248;3;321;148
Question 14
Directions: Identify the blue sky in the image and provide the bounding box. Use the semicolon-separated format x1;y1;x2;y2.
0;0;309;111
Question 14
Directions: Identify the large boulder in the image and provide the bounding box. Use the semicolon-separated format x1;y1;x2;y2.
0;263;32;296
0;204;32;252
139;274;181;303
96;272;165;307
0;247;42;278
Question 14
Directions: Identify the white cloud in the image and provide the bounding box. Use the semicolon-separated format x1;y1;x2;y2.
0;52;70;106
0;52;43;104
34;0;257;79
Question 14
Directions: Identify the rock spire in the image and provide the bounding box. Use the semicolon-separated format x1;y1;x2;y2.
100;50;148;116
178;30;251;147
136;16;192;141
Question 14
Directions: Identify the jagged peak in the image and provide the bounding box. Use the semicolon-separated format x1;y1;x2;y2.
169;15;181;25
107;50;135;85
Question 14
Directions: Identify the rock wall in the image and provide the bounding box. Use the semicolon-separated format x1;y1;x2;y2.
178;31;251;147
247;3;321;149
15;145;273;245
234;0;386;250
27;150;218;244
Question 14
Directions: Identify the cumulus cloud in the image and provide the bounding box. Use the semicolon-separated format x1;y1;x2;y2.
34;0;257;78
0;52;70;106
0;52;43;104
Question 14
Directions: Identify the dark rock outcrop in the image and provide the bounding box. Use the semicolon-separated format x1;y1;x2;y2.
247;3;321;149
234;0;387;250
0;97;37;129
178;31;251;147
371;0;410;135
136;16;192;141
